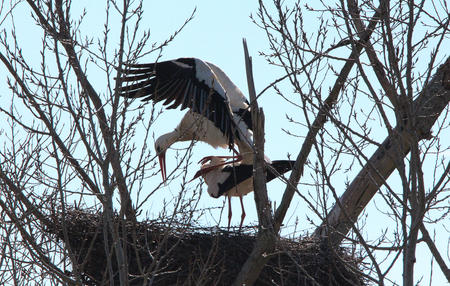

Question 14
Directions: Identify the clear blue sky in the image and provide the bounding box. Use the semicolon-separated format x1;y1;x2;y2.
1;1;448;285
123;1;304;228
121;2;449;285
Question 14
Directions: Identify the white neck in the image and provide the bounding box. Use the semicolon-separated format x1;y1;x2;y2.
155;130;180;154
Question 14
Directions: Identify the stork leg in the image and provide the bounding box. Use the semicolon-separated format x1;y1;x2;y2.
239;195;246;232
227;196;232;231
198;146;240;164
198;154;242;165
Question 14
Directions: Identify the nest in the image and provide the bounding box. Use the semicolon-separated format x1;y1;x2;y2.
46;208;367;285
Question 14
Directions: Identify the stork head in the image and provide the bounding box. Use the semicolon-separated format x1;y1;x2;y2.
155;133;176;182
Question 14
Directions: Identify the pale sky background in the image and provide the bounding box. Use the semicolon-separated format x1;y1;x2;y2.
1;1;449;285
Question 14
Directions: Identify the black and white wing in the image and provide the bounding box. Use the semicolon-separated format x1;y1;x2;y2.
216;160;296;197
117;58;250;147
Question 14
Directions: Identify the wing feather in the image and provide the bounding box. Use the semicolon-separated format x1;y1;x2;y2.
118;58;246;148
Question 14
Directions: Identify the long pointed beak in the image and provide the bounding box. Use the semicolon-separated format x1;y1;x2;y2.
189;164;221;183
189;169;203;183
158;151;167;182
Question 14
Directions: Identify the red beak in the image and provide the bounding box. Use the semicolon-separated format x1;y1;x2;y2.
158;151;167;182
188;164;219;183
189;169;203;183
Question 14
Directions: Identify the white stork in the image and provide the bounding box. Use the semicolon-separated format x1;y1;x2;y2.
191;156;295;229
118;58;253;181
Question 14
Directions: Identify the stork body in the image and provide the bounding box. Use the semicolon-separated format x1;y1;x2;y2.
118;58;253;181
193;157;295;229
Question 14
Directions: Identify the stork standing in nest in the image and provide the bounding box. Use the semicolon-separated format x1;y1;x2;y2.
191;156;295;229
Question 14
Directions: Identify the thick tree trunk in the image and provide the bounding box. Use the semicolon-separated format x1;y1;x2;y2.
314;57;450;245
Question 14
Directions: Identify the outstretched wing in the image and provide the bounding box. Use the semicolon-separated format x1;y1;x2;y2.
117;58;243;146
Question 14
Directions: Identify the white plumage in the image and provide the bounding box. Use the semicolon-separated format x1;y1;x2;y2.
118;58;254;181
192;156;296;229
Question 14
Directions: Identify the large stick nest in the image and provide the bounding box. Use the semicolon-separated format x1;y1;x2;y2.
46;208;367;285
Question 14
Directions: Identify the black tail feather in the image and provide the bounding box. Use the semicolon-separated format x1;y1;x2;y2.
267;160;296;182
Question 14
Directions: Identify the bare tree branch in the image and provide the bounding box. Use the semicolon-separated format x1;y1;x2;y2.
314;57;450;244
273;5;382;232
232;39;276;286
